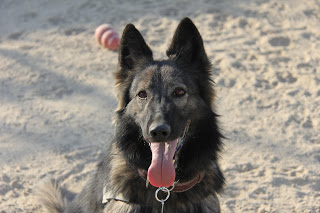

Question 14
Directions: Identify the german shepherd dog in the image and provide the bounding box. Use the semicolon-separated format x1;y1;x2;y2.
36;17;225;213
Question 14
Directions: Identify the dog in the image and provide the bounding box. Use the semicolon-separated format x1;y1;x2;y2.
36;17;225;213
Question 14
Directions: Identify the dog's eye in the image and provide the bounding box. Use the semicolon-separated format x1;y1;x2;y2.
174;88;185;97
137;91;147;99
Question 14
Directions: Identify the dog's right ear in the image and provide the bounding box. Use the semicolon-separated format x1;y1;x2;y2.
118;24;153;71
115;24;153;111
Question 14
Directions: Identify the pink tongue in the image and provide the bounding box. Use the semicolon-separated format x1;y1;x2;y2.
148;140;178;187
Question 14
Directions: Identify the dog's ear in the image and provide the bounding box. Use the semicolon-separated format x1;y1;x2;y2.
118;24;153;71
168;18;215;107
167;18;209;68
115;24;153;111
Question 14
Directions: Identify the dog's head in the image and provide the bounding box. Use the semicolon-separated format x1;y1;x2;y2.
114;18;222;189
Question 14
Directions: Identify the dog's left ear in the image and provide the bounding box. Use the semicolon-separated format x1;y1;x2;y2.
167;17;209;68
168;18;215;107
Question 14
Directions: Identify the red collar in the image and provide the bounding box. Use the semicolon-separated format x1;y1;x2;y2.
138;169;205;192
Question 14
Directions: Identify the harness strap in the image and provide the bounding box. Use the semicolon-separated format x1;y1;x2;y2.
102;187;128;204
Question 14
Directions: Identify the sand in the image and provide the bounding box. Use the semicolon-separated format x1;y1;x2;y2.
0;0;319;212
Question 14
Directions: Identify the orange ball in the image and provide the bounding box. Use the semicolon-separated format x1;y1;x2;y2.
95;24;120;50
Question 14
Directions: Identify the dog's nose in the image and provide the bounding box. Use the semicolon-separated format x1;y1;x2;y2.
149;123;171;141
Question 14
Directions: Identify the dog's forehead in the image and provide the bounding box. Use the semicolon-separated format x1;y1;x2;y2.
130;62;187;96
140;63;180;83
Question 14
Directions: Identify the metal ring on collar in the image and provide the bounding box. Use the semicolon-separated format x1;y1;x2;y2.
155;187;170;203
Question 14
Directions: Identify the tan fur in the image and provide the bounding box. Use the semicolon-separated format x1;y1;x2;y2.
107;143;138;194
34;178;66;213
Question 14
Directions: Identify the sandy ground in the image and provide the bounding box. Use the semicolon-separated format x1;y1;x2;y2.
0;0;319;212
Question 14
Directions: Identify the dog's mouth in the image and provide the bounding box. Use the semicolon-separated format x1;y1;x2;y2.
143;122;190;188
